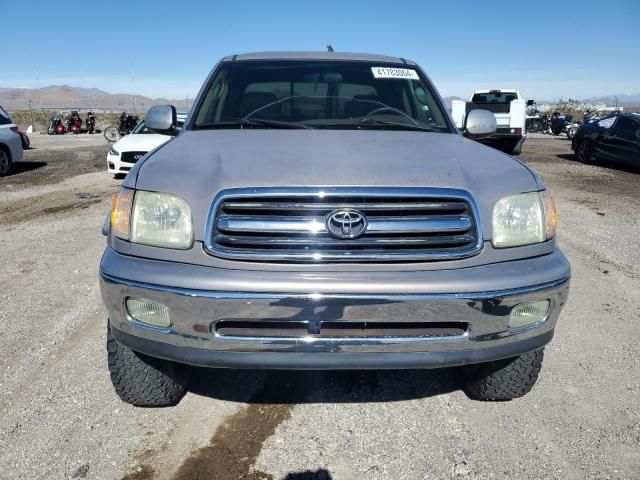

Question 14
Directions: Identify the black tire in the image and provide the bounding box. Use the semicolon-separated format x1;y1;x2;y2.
576;139;594;164
463;349;544;401
107;324;188;407
21;133;30;149
0;146;12;177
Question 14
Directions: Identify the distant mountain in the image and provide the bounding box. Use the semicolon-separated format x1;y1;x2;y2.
0;85;192;111
581;93;640;107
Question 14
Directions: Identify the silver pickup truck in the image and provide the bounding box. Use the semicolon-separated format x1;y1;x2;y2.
100;52;570;407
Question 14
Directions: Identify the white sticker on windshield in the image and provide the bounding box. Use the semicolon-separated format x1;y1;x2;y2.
371;67;419;80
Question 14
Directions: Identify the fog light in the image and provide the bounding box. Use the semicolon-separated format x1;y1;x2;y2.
509;300;550;329
126;298;171;328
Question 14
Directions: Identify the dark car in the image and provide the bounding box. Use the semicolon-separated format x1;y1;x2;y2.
572;113;640;167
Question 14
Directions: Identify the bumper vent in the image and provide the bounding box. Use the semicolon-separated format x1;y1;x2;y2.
205;188;482;262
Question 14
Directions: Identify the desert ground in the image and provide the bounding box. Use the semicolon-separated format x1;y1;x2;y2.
0;133;639;479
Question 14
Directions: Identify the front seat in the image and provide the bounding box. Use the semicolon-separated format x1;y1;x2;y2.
240;92;278;117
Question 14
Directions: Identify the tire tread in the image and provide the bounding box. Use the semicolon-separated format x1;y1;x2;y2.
464;349;544;401
107;326;187;407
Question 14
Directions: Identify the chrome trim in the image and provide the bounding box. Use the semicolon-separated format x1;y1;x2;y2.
203;187;484;262
101;271;568;301
100;272;569;354
216;215;472;235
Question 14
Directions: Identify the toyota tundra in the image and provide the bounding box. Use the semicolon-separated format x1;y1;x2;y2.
100;51;570;406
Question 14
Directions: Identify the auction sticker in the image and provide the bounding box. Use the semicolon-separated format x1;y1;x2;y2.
371;67;419;80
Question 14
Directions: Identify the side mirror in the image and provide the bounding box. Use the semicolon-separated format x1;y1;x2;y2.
526;99;535;106
145;105;178;135
464;109;496;139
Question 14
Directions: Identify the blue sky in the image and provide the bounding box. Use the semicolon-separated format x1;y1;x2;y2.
4;0;639;100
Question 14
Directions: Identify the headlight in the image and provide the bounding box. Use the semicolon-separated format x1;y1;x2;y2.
492;191;557;248
110;189;193;249
131;191;193;249
108;145;120;156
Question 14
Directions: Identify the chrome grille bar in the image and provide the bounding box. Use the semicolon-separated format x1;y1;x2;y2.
204;187;483;262
217;216;472;235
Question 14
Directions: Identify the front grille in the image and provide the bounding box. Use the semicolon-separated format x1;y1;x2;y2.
120;151;147;164
214;320;468;339
205;188;482;262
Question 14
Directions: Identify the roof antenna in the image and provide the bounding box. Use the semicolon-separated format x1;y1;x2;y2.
326;44;334;52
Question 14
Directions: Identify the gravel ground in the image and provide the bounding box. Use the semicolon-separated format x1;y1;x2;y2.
0;134;638;479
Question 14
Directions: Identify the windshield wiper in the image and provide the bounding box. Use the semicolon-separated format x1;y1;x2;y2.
240;118;312;129
356;118;438;132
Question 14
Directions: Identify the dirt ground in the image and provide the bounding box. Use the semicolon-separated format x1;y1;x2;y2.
0;133;639;480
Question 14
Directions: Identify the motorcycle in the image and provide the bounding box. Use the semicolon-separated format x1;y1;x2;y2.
104;112;139;142
65;111;83;134
86;111;96;134
48;114;66;135
551;113;572;136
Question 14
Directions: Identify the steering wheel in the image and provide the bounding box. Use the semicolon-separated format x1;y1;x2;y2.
361;106;419;125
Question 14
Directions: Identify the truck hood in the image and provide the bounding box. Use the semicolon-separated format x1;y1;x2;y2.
133;130;540;240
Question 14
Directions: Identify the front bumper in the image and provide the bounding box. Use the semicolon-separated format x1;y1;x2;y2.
100;248;570;369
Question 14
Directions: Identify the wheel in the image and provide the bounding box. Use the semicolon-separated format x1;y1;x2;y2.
21;133;30;149
576;139;593;163
104;126;121;142
0;147;11;176
463;349;544;401
551;126;562;135
107;324;188;407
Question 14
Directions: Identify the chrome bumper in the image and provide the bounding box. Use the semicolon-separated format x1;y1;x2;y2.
100;249;570;369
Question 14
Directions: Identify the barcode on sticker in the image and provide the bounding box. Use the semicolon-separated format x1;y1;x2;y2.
371;67;419;80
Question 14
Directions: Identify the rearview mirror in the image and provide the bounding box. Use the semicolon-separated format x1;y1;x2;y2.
464;109;496;139
145;105;178;135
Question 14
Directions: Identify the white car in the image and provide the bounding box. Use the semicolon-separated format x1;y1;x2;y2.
106;113;187;177
0;105;23;177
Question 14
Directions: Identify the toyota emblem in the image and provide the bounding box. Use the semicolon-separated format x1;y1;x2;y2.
325;209;368;239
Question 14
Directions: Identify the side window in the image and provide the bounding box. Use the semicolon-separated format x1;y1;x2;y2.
0;106;12;125
195;70;229;124
613;117;639;134
597;117;616;129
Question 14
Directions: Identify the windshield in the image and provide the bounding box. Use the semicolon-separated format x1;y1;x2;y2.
192;60;451;132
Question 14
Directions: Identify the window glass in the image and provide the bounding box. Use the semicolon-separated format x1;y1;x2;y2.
614;117;639;134
471;92;517;103
597;117;616;128
0;106;12;125
194;60;450;131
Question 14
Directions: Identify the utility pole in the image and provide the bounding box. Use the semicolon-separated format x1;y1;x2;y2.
28;99;34;127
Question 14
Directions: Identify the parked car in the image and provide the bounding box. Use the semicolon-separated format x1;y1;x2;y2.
451;89;527;154
100;51;570;407
572;113;640;167
106;113;187;177
0;105;23;176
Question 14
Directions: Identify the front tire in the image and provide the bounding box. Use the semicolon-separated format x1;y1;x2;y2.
463;349;544;401
0;147;12;177
107;324;188;407
576;139;594;163
104;126;120;143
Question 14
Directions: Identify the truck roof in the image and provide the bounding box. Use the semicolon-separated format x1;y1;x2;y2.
473;89;519;94
222;51;416;65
